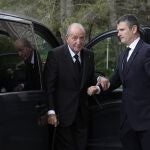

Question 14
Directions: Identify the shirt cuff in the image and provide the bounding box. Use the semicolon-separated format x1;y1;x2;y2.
47;110;55;115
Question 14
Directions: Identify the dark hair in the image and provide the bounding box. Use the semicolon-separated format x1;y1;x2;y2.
117;14;140;32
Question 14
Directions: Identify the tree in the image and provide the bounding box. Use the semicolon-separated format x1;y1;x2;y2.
0;0;150;38
107;0;117;28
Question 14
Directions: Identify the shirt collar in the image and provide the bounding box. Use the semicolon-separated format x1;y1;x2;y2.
68;45;81;58
128;37;140;50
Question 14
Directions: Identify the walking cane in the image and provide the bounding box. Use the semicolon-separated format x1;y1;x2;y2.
51;126;57;150
51;115;59;150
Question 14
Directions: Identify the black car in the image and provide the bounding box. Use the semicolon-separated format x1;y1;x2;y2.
0;12;150;150
0;12;59;150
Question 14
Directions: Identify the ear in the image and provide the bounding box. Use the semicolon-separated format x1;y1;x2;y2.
132;25;138;34
65;36;68;43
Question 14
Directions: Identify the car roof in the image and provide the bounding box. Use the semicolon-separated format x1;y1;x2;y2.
0;11;42;24
0;11;60;47
0;11;33;24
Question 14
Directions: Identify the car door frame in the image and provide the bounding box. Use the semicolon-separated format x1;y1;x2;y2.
0;13;60;150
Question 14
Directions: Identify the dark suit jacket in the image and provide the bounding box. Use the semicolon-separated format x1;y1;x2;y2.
110;39;150;130
13;50;41;91
24;50;41;90
46;44;96;127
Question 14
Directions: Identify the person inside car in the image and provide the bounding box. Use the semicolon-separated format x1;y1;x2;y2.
13;38;41;91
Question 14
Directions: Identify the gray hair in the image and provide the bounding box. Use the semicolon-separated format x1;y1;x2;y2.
66;23;85;36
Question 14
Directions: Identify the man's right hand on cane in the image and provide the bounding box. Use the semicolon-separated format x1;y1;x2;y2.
48;114;58;127
97;76;110;91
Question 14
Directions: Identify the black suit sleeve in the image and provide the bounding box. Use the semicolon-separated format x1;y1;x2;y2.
45;50;58;110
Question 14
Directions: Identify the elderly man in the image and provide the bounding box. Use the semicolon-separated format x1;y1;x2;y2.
45;23;103;150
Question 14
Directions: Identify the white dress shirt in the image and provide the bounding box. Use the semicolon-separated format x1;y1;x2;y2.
127;37;140;61
68;45;81;63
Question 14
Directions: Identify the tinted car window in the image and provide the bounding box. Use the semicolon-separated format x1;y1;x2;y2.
0;20;41;93
35;33;53;68
0;35;18;92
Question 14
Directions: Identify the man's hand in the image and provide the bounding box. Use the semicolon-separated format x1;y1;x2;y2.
48;114;58;127
87;86;98;96
97;76;110;91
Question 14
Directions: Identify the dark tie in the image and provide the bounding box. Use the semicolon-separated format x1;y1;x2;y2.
74;54;81;73
74;54;82;84
123;47;131;71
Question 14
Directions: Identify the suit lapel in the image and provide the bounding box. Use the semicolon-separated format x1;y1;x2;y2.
63;46;92;88
80;50;89;88
123;39;143;77
64;45;80;83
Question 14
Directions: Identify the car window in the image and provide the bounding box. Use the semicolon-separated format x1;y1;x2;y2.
0;20;41;93
33;23;60;69
0;35;19;92
35;33;53;68
91;35;125;77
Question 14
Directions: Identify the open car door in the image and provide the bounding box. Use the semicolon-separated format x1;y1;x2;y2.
0;13;60;150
